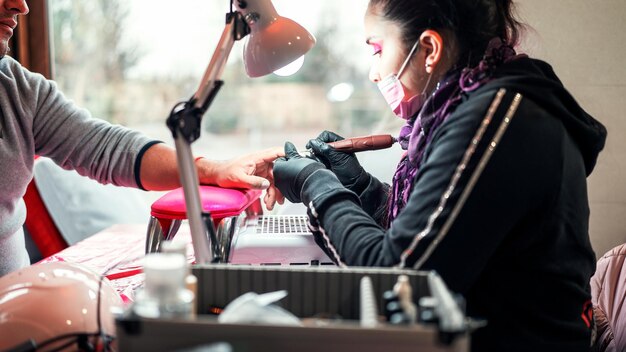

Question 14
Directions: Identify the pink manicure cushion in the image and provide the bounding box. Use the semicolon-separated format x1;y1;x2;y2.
150;186;261;222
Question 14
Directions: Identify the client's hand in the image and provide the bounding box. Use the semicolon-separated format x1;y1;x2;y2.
197;147;285;210
273;142;326;203
307;130;370;194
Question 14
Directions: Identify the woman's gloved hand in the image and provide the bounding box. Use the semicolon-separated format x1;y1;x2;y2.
273;142;326;203
306;131;370;194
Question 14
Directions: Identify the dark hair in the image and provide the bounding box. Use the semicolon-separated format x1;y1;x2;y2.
368;0;524;68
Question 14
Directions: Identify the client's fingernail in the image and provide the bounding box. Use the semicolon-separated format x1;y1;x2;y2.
261;180;270;189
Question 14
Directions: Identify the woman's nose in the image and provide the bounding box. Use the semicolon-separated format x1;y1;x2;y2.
369;67;381;83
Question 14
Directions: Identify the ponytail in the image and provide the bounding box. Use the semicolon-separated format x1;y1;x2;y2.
494;0;523;46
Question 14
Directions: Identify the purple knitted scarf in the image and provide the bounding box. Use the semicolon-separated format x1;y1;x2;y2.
386;38;524;225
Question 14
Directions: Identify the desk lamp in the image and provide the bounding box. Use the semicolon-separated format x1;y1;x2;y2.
166;0;315;264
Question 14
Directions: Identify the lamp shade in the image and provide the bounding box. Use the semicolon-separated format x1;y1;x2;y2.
235;0;316;77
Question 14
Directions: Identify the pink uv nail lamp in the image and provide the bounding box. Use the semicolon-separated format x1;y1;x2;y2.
145;186;262;261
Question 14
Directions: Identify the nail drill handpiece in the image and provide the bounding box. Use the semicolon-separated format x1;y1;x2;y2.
327;134;397;153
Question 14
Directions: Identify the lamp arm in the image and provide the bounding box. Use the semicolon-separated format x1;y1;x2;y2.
193;12;249;112
165;11;249;264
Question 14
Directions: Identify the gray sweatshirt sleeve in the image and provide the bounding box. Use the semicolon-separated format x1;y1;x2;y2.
11;58;157;188
0;57;161;276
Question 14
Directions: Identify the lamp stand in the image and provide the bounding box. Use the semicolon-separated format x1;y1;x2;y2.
166;11;250;264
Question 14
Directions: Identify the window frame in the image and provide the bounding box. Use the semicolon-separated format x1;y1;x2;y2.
10;0;52;79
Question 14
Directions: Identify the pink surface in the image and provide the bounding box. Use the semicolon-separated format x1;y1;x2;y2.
40;224;194;304
40;187;260;304
150;186;261;220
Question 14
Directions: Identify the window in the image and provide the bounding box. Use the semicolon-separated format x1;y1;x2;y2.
48;0;402;181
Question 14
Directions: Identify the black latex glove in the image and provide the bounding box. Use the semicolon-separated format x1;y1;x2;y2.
274;141;325;203
306;130;370;194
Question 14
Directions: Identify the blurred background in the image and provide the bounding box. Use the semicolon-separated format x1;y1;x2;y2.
48;0;402;180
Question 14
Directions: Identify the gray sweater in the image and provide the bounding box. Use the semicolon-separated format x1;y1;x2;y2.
0;56;155;276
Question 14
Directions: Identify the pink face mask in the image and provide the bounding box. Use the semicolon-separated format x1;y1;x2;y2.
377;40;424;119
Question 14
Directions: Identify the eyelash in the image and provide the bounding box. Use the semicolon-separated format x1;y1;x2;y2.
371;44;382;56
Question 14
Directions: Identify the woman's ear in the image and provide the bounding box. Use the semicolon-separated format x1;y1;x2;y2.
419;30;444;74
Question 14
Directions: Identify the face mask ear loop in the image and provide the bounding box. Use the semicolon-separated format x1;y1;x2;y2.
421;70;434;97
397;39;420;79
418;71;435;114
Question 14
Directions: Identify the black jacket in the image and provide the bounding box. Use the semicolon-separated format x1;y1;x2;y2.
300;58;607;351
